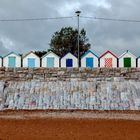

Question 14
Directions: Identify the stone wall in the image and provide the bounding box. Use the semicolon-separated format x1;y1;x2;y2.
0;68;140;110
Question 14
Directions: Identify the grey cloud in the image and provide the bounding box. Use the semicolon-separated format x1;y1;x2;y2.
0;0;140;57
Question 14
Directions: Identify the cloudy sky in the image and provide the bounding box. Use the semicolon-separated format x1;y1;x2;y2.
0;0;140;57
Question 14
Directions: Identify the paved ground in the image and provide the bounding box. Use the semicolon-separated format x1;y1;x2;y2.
0;110;140;140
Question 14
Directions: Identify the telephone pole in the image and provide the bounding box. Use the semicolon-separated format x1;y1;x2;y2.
75;11;81;67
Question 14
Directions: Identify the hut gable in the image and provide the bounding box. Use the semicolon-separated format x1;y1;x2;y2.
61;52;78;68
81;50;98;59
81;50;99;68
42;51;60;59
119;50;136;59
119;50;136;68
23;51;40;68
3;52;21;68
23;51;40;59
100;50;117;59
41;51;60;68
100;50;118;68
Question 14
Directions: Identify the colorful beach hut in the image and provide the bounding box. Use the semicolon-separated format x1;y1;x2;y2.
0;56;2;67
3;52;21;68
137;56;140;67
23;51;40;68
100;50;118;68
61;53;78;68
81;50;99;68
119;50;136;68
42;51;60;68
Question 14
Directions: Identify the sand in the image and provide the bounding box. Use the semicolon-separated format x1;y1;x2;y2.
0;110;140;140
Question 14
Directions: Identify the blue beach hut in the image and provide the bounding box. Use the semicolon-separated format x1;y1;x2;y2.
81;50;99;68
61;53;78;68
3;52;21;68
23;51;40;68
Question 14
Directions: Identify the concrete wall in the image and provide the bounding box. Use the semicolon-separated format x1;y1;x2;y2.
0;68;140;110
81;52;98;68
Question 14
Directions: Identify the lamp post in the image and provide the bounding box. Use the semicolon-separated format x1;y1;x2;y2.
75;11;81;67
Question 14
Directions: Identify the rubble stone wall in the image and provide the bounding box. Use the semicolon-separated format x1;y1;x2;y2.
0;68;140;110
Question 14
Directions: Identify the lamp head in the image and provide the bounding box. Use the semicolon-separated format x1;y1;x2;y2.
75;11;81;16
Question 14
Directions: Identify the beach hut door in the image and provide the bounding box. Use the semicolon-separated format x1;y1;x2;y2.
105;58;112;68
47;57;54;68
66;59;73;67
86;58;93;68
28;58;35;68
8;56;16;67
124;58;131;67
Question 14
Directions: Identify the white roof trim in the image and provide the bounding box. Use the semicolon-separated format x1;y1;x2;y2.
119;51;137;59
42;51;60;58
61;52;77;59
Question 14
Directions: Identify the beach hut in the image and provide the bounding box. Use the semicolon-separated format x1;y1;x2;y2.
61;52;78;68
23;51;40;68
100;50;118;68
41;51;60;68
137;56;140;67
3;52;21;68
81;50;99;68
0;56;2;67
119;50;136;68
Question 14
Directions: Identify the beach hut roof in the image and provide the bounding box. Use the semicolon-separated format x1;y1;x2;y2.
41;51;60;58
119;50;136;59
81;50;98;59
3;52;21;58
100;50;118;59
61;52;77;59
23;51;40;59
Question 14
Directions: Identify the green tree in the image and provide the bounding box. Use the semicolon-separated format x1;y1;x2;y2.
49;27;91;57
34;51;47;57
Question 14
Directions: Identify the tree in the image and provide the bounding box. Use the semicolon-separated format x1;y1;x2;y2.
49;27;91;57
34;51;47;57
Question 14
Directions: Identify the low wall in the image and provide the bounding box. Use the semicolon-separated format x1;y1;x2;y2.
0;68;140;110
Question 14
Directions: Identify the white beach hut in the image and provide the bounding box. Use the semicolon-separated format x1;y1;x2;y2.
100;50;118;68
119;50;136;68
3;52;21;68
81;50;99;68
0;56;2;67
41;51;60;68
61;52;78;68
23;51;40;68
137;56;140;67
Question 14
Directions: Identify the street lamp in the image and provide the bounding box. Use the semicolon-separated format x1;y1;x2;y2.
75;11;81;67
